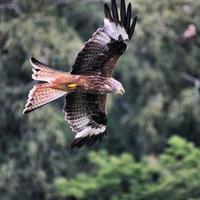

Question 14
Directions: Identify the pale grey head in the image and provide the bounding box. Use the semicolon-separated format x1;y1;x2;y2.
108;78;125;95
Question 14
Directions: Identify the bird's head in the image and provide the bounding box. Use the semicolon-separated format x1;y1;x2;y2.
111;78;125;95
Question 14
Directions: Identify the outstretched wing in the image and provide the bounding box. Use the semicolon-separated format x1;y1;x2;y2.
64;93;107;148
71;0;137;77
64;0;137;148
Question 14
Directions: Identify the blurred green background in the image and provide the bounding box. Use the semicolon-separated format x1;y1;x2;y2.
0;0;200;199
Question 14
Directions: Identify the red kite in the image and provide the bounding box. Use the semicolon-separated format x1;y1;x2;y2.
23;0;137;148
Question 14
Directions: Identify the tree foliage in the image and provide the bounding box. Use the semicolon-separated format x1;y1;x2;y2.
55;136;200;200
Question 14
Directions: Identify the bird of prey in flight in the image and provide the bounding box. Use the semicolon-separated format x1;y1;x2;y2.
23;0;137;148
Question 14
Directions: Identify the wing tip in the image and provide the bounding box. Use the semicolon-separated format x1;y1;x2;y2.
104;0;137;40
129;15;137;39
70;132;107;149
111;0;119;24
104;3;113;22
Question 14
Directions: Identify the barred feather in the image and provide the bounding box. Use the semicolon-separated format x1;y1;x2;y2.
64;93;107;148
30;57;69;83
71;0;137;77
23;83;67;114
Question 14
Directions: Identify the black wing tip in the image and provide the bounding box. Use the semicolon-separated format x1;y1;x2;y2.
70;132;107;149
134;15;138;21
120;0;126;25
104;3;109;13
104;0;137;40
124;1;137;40
104;3;113;22
111;0;119;24
129;16;137;39
125;2;132;31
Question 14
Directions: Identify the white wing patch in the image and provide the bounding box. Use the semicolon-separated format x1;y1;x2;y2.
104;18;128;41
65;113;106;139
90;28;111;45
75;125;106;139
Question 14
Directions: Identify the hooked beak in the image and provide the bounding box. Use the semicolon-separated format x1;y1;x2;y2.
120;87;125;95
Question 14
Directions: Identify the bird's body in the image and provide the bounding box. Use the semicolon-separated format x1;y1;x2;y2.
53;74;124;95
23;57;125;107
23;0;137;148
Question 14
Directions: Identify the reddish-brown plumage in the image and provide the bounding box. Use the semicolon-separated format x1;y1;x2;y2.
102;55;119;77
23;61;117;114
24;0;137;148
49;74;114;94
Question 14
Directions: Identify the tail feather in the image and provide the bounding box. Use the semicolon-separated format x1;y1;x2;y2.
30;57;69;83
23;83;67;114
23;57;78;114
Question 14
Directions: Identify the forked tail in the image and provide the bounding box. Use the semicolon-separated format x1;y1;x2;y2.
30;57;70;83
23;57;77;114
23;83;67;114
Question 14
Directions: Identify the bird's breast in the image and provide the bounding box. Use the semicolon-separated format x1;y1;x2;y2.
76;75;113;94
